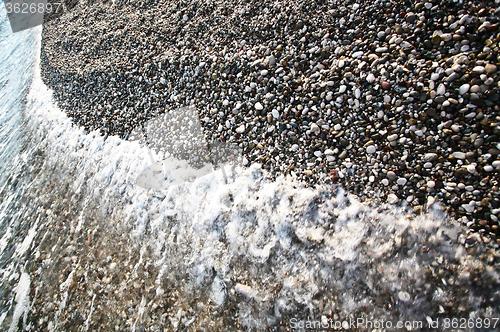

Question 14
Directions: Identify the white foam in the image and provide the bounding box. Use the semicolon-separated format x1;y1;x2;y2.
8;272;30;332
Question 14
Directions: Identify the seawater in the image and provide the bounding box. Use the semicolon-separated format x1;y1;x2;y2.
0;9;499;332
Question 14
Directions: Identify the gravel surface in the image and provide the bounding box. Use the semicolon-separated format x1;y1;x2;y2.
40;0;500;242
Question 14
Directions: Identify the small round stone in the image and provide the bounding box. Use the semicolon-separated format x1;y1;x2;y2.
485;64;497;74
467;164;476;174
236;125;245;134
366;145;376;154
459;84;470;95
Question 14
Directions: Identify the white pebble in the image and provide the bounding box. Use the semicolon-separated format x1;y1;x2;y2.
235;125;245;134
387;194;400;204
427;180;435;188
387;134;398;141
366;73;375;83
484;165;493;172
397;178;407;186
436;83;446;95
355;88;361;99
381;178;389;186
462;204;475;213
467;164;476;174
459;84;470;95
310;123;320;134
472;66;485;74
398;291;411;303
254;102;263;110
424;162;433;168
352;51;364;58
452;152;465;159
366;145;376;154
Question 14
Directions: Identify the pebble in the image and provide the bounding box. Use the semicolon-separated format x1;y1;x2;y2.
452;152;466;159
387;134;398;142
459;84;470;95
484;165;493;172
436;84;446;95
310;123;320;134
397;178;407;186
381;81;391;90
268;55;276;66
255;102;263;111
387;171;397;181
423;153;438;162
472;66;485;74
427;180;436;188
387;194;400;204
236;125;245;134
485;64;497;74
366;145;376;154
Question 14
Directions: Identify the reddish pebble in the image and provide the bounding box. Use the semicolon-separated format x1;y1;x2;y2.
381;81;391;90
487;23;499;32
330;169;339;182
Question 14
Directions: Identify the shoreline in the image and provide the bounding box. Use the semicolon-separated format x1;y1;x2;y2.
40;0;500;246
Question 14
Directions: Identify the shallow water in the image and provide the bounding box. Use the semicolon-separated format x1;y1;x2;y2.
0;9;499;332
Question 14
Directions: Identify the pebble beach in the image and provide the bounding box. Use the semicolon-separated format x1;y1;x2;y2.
40;0;500;245
14;0;500;330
